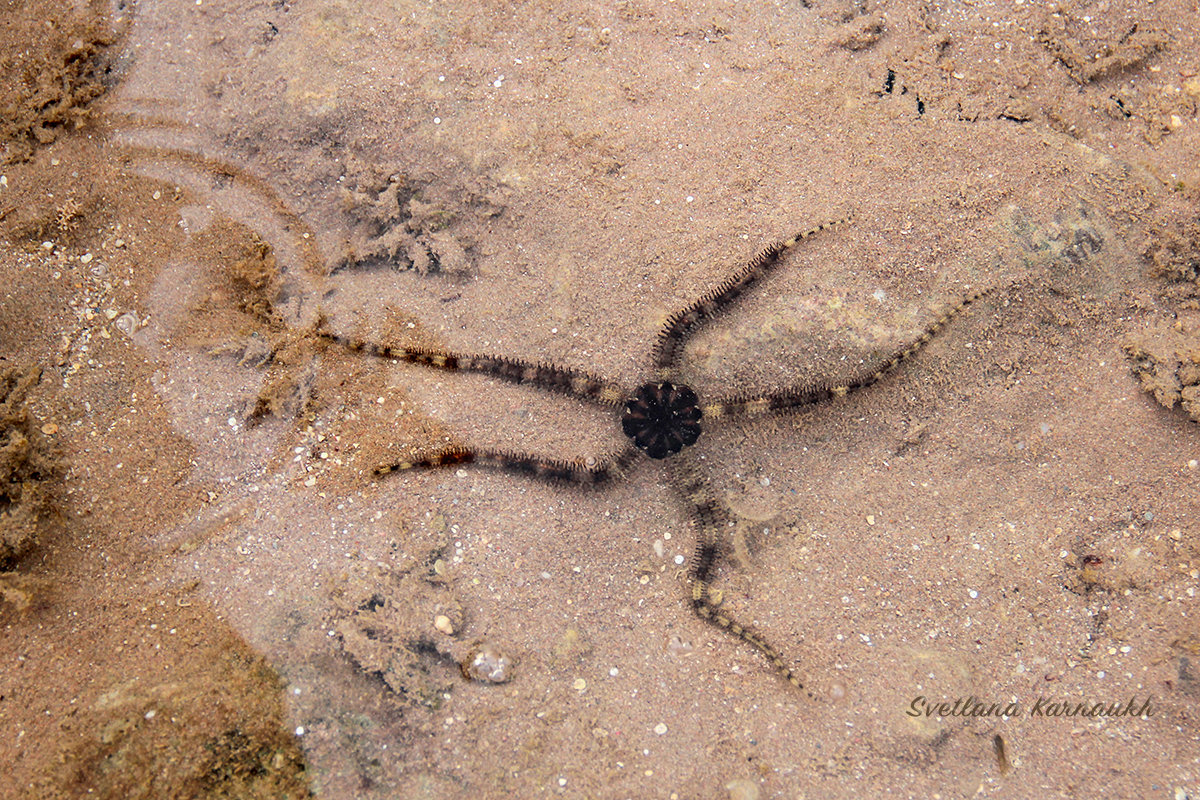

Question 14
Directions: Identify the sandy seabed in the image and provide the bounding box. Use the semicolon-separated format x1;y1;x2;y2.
2;1;1199;798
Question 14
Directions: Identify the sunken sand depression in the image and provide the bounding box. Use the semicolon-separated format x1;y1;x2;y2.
1;1;1199;799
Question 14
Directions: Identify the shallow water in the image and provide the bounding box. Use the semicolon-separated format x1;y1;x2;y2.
6;0;1199;797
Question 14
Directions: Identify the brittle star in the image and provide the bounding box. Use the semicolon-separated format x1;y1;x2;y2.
320;217;987;695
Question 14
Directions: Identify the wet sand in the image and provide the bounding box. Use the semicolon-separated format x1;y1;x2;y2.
2;1;1199;798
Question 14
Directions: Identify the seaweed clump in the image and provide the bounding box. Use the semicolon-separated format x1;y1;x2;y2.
186;219;317;425
1124;216;1200;423
0;364;57;568
1125;317;1200;423
0;2;117;163
1148;216;1200;292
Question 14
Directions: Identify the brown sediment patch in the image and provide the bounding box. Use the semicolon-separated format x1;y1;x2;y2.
185;219;287;335
1147;214;1200;295
1124;314;1200;422
30;599;314;800
0;0;119;164
0;364;57;570
180;218;321;425
0;137;115;248
0;88;315;792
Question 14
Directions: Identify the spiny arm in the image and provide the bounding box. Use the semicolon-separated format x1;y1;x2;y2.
651;217;851;379
376;444;641;486
319;330;631;409
700;287;991;421
667;454;812;696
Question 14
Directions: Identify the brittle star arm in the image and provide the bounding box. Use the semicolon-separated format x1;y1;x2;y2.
700;288;990;421
667;453;812;696
651;217;851;379
319;330;631;409
376;444;642;486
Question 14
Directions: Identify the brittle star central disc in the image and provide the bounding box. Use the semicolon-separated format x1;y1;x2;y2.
621;381;703;459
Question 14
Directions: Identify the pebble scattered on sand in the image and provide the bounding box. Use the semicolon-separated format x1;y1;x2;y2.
461;642;514;683
114;311;140;337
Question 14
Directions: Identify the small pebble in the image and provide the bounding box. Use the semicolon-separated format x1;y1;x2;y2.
654;722;668;735
462;642;514;683
434;614;455;635
115;312;140;337
40;423;58;435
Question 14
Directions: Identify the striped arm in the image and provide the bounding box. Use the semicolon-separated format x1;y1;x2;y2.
376;445;641;486
651;217;851;377
701;287;991;421
320;331;630;408
667;455;811;696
